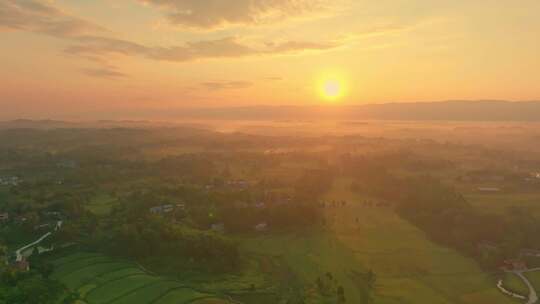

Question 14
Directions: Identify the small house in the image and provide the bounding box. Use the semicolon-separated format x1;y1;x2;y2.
521;248;540;257
0;212;8;222
211;223;225;233
478;187;501;192
149;204;175;215
502;259;527;271
14;258;30;272
254;222;268;232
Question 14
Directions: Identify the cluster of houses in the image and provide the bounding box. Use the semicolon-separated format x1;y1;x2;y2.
0;176;21;186
0;212;8;223
362;200;391;208
477;241;540;272
149;203;185;215
501;259;528;271
234;200;267;209
0;212;29;225
477;187;502;193
320;200;347;208
226;179;250;189
524;171;540;183
205;179;252;191
459;172;505;183
56;160;79;169
210;221;268;233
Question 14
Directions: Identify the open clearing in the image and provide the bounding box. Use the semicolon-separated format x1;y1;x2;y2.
242;231;371;303
464;192;540;216
322;178;516;304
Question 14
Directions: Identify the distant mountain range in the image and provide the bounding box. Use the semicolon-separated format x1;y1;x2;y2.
155;100;540;121
2;101;540;126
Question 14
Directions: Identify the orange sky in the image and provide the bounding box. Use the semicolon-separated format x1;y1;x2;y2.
1;0;540;119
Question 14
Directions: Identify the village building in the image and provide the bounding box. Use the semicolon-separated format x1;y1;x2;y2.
149;204;174;214
227;180;250;189
254;222;268;232
502;259;527;271
14;258;30;272
477;241;498;252
520;248;540;257
34;223;51;231
0;176;21;186
211;223;225;233
0;212;9;222
478;187;501;192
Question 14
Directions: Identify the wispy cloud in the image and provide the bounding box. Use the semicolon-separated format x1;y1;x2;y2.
1;0;344;78
0;0;106;37
200;81;254;91
138;0;333;30
81;67;127;79
262;76;283;81
65;36;342;63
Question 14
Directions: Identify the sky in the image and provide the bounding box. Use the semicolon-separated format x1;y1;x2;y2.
1;0;540;119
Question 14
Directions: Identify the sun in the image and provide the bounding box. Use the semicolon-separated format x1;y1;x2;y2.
318;77;346;101
323;80;341;99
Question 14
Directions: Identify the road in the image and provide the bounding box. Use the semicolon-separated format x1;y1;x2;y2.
502;269;540;304
515;271;538;304
14;220;62;262
15;231;52;262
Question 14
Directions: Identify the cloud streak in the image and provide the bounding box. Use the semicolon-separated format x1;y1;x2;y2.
81;67;127;79
0;0;106;38
65;36;342;63
1;0;343;77
139;0;330;30
200;81;254;91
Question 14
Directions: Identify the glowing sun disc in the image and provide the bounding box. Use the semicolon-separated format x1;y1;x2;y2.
321;79;343;100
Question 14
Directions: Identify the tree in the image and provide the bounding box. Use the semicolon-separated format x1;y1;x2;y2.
337;286;346;303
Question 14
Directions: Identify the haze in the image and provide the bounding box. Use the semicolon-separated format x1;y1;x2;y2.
2;0;540;119
3;2;540;304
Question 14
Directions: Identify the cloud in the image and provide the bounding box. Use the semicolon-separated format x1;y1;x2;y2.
0;0;106;37
81;67;127;79
139;0;330;30
266;40;339;53
201;81;253;90
1;0;344;77
262;76;283;81
65;36;343;63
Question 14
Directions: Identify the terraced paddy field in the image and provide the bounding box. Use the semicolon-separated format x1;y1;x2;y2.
321;178;516;304
50;252;228;304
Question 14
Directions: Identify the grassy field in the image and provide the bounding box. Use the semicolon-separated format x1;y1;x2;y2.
50;252;228;304
242;232;371;303
321;178;516;304
86;193;118;216
463;192;540;215
525;271;540;297
501;273;529;296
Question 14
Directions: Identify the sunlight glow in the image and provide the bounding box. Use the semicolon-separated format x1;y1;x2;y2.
319;76;346;102
324;80;341;99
